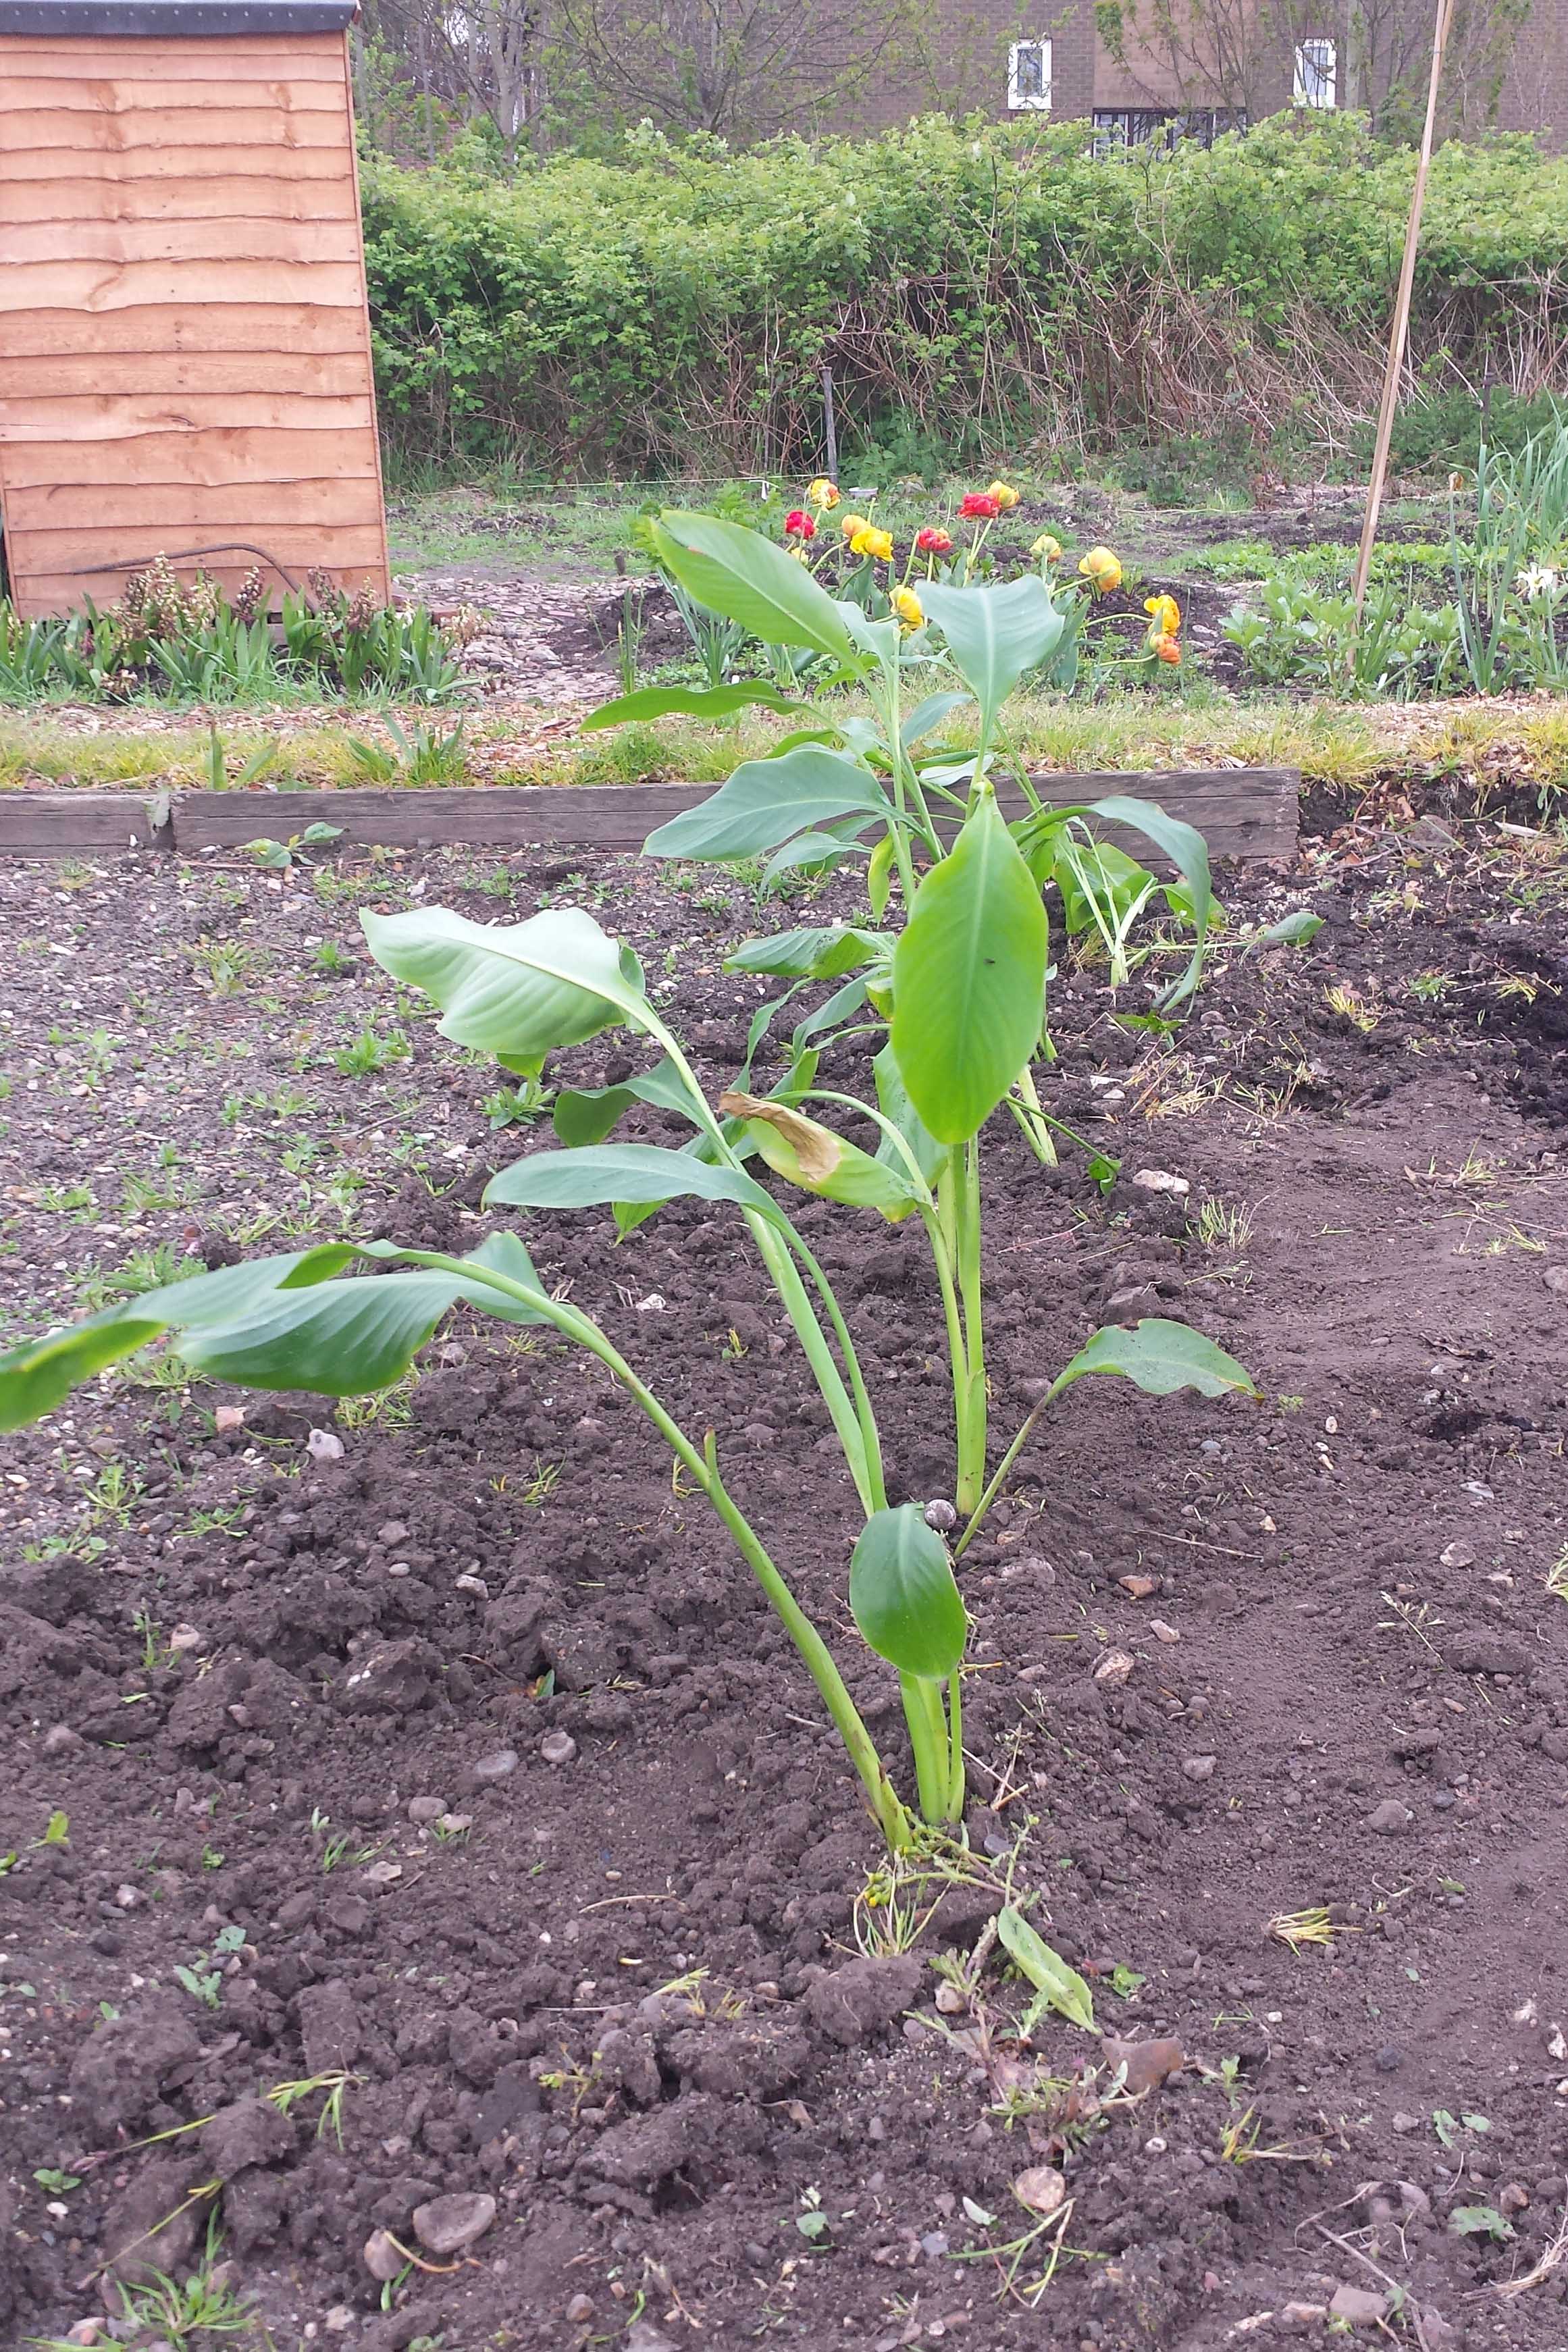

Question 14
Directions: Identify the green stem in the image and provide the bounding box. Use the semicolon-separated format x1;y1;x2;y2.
392;1247;910;1850
900;1673;952;1825
953;1138;987;1516
783;1228;887;1511
953;1395;1049;1562
945;1669;965;1821
926;1180;970;1492
1012;1062;1057;1166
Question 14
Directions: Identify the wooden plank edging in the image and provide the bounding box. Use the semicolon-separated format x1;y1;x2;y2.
0;766;1300;862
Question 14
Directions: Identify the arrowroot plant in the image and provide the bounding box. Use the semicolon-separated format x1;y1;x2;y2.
0;521;1258;1859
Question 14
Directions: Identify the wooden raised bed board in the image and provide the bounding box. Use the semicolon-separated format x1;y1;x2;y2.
0;767;1299;862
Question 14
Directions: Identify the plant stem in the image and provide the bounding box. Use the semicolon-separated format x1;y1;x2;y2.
900;1673;953;1825
924;1183;971;1497
953;1396;1049;1561
945;1669;965;1821
783;1229;887;1511
1011;1062;1058;1165
953;1139;987;1516
379;1249;911;1850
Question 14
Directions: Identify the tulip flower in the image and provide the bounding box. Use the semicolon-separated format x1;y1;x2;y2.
916;527;953;554
850;525;895;561
839;511;869;541
959;492;1001;520
1031;533;1063;564
806;477;841;509
891;584;924;630
987;481;1020;511
785;509;817;540
1143;593;1180;635
1078;546;1122;594
1155;633;1181;665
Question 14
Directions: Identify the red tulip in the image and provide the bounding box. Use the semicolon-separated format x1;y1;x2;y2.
784;509;817;539
959;493;1001;520
916;527;953;552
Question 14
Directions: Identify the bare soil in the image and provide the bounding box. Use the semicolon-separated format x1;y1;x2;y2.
1;795;1567;2352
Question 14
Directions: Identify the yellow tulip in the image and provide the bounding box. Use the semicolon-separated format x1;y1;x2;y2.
987;481;1020;511
850;525;895;561
1143;592;1180;635
1031;533;1064;564
891;584;924;629
1079;546;1122;594
839;511;869;541
806;477;841;509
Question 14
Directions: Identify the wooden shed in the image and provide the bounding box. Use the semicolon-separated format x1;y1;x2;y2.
0;0;389;619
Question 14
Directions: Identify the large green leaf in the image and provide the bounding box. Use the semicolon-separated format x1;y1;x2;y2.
725;925;891;981
484;1143;783;1222
891;784;1049;1145
552;1056;702;1147
997;1906;1098;2033
651;511;866;669
179;1233;548;1392
643;746;893;861
581;682;811;731
1048;1318;1259;1404
849;1504;968;1679
0;1238;550;1428
921;577;1065;741
362;906;646;1069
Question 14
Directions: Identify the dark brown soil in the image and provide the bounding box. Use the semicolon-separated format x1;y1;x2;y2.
2;798;1567;2352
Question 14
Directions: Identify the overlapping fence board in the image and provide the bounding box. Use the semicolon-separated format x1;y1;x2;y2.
0;18;388;617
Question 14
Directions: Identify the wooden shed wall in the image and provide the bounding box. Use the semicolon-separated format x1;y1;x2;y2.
0;29;389;617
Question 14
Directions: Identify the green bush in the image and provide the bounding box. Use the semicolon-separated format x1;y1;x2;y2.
361;114;1568;475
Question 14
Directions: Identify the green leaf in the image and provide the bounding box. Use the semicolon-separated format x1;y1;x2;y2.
921;577;1065;741
296;823;344;846
849;1504;968;1678
0;1304;168;1432
651;511;865;668
176;1234;550;1393
725;925;890;981
361;904;646;1065
872;1043;948;1188
717;1093;918;1220
0;1240;550;1428
758;831;863;887
551;1056;702;1146
867;829;896;917
997;1906;1098;2033
243;839;290;870
484;1143;783;1222
1448;2205;1514;2242
900;689;970;748
581;681;811;731
1087;796;1212;1012
1049;1319;1259;1404
642;746;893;861
891;784;1048;1145
1259;909;1324;945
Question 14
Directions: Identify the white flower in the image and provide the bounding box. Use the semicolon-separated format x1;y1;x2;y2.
1514;563;1562;600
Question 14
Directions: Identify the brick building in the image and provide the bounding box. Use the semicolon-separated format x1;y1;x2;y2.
853;0;1567;148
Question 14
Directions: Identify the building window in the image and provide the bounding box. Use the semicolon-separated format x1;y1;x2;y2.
1091;107;1247;152
1008;38;1051;111
1294;37;1337;105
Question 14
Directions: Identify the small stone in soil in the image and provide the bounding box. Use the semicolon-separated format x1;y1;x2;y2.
1149;1619;1180;1644
1440;1540;1476;1568
1093;1650;1134;1686
1119;1574;1157;1598
1131;1168;1189;1195
363;2228;403;2282
469;1749;519;1783
307;1426;344;1463
412;2190;497;2254
1328;2284;1388;2327
924;1498;958;1531
565;2293;596;2322
1375;2045;1403;2072
541;1731;577;1766
408;1795;448;1825
1367;1800;1411;1835
1182;1756;1217;1783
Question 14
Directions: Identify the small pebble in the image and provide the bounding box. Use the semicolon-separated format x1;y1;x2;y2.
924;1498;958;1532
1440;1540;1475;1569
306;1427;344;1463
565;2292;596;2323
407;1795;448;1825
1181;1755;1216;1783
1367;1799;1411;1835
471;1749;519;1783
542;1731;577;1766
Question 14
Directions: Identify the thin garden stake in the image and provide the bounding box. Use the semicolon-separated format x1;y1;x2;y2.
1352;0;1457;619
822;365;839;485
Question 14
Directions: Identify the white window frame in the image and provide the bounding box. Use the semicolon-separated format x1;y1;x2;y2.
1008;38;1052;111
1294;36;1337;106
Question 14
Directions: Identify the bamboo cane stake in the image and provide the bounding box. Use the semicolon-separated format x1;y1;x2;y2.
1352;0;1458;619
